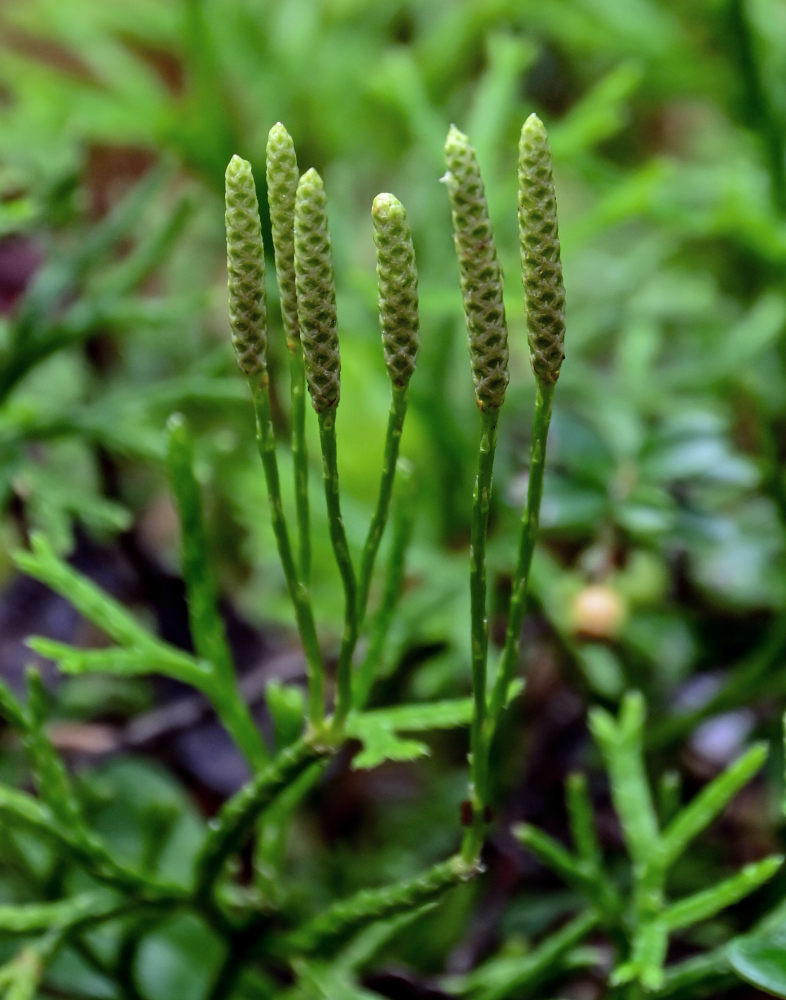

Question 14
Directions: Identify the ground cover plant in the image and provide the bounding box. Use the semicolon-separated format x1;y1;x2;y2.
2;2;786;998
0;113;784;1000
0;115;566;998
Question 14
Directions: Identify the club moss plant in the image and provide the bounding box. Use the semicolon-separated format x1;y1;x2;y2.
0;117;780;999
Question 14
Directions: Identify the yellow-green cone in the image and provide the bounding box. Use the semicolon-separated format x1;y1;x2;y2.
444;125;509;411
372;193;419;389
225;155;267;388
266;123;300;351
518;114;565;384
294;169;340;412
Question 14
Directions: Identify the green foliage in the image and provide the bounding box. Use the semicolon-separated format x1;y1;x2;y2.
728;925;786;997
2;1;786;996
2;116;559;996
513;693;782;994
449;910;599;1000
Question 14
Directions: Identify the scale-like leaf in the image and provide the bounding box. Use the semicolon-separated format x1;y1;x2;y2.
0;894;108;935
285;855;478;954
661;742;767;867
661;856;782;931
28;638;205;686
15;533;159;649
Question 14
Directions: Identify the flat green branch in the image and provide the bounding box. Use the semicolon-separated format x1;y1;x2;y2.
660;743;768;867
15;533;164;651
26;638;207;687
454;909;599;1000
661;856;782;931
19;670;86;838
0;783;188;901
0;895;110;937
514;823;622;922
194;737;333;898
281;854;480;955
0;891;187;1000
0;891;180;939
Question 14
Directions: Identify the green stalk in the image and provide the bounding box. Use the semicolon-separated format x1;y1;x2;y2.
356;385;408;624
486;113;564;726
488;380;554;724
282;854;478;955
354;458;415;709
462;405;500;863
225;154;325;720
290;346;311;582
292;167;355;724
253;389;325;726
317;409;358;729
195;736;327;896
266;123;311;582
444;126;509;861
358;191;419;627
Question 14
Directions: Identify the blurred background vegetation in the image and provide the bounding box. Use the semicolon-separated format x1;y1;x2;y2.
2;0;786;996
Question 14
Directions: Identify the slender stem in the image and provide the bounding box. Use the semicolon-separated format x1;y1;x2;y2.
289;343;311;583
354;458;415;709
461;406;500;863
488;380;554;724
252;388;325;725
356;386;408;625
317;409;358;729
283;854;478;954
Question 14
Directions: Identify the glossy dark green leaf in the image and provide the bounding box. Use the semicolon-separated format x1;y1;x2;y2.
728;927;786;998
